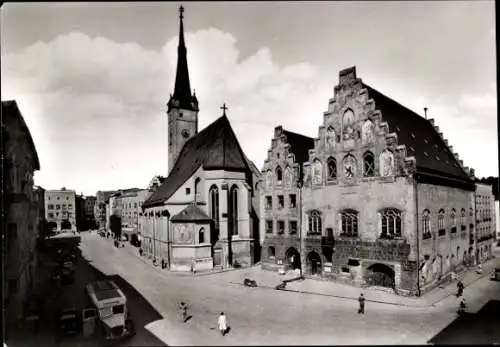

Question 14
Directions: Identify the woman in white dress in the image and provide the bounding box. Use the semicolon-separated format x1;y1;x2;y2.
218;312;227;336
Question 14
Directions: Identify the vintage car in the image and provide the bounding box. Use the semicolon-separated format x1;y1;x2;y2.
491;268;500;281
58;307;80;336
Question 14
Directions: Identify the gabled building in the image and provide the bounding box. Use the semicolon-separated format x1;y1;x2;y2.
2;100;41;334
139;6;261;272
261;67;478;296
260;127;314;271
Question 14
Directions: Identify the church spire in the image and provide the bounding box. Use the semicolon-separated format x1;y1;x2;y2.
169;5;197;111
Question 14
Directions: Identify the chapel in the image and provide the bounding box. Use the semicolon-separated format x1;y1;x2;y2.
139;6;261;272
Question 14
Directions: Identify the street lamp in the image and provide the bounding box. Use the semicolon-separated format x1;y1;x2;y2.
297;180;303;278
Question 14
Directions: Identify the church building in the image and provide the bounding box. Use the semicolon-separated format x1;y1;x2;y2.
139;6;261;272
261;66;487;296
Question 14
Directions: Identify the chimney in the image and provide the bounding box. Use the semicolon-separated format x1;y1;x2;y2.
424;107;428;119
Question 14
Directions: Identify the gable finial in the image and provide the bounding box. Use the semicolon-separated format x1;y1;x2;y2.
220;103;228;116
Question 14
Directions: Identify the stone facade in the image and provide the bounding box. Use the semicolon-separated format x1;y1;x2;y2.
2;100;41;330
140;167;260;272
260;67;479;296
45;189;77;232
474;183;495;264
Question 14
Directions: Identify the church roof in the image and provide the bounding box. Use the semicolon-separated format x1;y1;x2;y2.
2;100;40;171
170;204;211;222
282;130;315;164
362;84;472;183
143;114;253;208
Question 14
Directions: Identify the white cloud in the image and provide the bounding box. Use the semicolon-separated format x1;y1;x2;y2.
2;27;497;195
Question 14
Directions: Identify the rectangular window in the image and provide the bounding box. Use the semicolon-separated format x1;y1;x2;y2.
68;204;72;209
56;205;60;210
289;194;296;208
278;195;284;209
62;204;66;209
48;213;54;218
278;220;285;234
266;220;273;233
289;221;297;234
265;196;272;210
186;188;191;195
48;204;54;210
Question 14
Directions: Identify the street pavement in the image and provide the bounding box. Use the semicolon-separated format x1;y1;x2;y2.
7;235;166;347
79;232;500;345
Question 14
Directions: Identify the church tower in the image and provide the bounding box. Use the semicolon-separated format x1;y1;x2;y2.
167;5;199;174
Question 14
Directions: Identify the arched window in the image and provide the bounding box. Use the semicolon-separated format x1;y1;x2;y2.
438;209;445;235
341;209;358;237
308;210;322;234
312;159;323;185
363;151;375;177
380;208;402;239
450;209;457;233
276;166;283;183
327;157;337;180
342;154;357;178
266;170;273;189
326;126;336;150
460;208;466;230
229;185;239;236
422;209;431;239
268;246;276;259
194;178;202;202
199;227;205;244
209;185;219;231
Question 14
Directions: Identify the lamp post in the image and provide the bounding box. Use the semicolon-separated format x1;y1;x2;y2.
297;180;303;278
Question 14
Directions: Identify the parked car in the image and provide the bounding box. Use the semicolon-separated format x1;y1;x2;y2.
58;307;80;336
491;268;500;281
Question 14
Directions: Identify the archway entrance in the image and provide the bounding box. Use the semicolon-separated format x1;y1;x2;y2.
285;247;301;270
61;220;71;230
366;263;395;289
47;221;57;231
307;251;322;276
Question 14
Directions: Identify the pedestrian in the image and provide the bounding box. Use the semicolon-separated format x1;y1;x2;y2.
456;280;464;297
458;298;466;315
358;293;365;314
218;312;227;336
139;248;143;256
178;302;188;323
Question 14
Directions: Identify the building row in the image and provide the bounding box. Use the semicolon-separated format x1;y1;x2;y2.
2;101;44;335
132;8;497;297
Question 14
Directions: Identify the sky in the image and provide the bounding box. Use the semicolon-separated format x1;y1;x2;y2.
1;1;497;196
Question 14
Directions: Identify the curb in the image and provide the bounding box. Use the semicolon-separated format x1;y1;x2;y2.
229;281;428;308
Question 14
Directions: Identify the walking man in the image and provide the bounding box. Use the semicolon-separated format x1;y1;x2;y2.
218;312;227;336
178;302;188;323
456;280;464;297
358;293;365;314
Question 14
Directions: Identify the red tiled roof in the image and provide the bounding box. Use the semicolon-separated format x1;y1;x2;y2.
170;204;211;222
143;115;253;208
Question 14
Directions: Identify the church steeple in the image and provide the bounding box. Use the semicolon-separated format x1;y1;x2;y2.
168;5;198;112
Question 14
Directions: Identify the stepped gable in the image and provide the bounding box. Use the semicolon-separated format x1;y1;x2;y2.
362;84;472;182
143;115;252;208
282;129;314;164
170;204;211;222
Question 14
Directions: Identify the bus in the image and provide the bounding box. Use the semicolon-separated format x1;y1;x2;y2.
85;280;134;340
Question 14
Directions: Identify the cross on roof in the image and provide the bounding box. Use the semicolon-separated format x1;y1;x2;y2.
179;5;184;19
220;103;228;116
